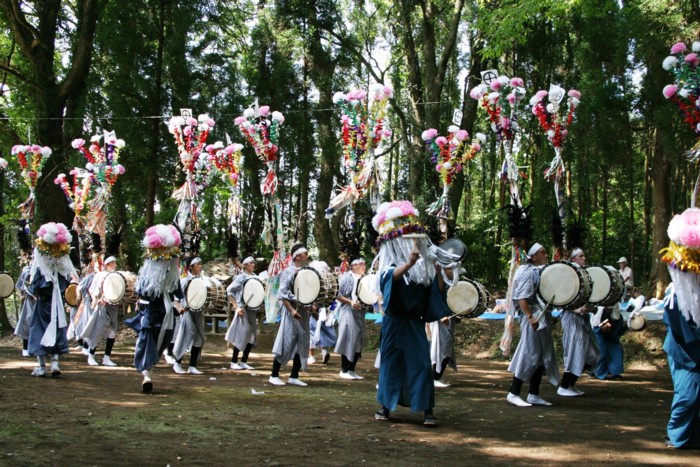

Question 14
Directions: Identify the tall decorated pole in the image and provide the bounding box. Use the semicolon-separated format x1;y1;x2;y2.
205;140;245;231
168;110;216;259
325;84;393;226
421;126;484;234
235;103;285;324
470;72;528;355
11;143;52;232
662;40;700;207
530;85;581;260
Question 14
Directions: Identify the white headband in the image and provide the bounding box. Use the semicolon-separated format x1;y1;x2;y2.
569;248;584;260
291;247;308;260
104;256;116;266
351;258;365;266
527;243;545;258
189;257;202;267
242;256;255;265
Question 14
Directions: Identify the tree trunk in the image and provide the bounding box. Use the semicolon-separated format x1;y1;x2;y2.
651;128;672;298
0;170;12;334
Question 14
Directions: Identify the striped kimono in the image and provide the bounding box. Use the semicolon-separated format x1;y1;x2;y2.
561;308;599;377
507;263;560;386
173;273;206;360
225;273;258;351
334;272;365;361
271;264;310;370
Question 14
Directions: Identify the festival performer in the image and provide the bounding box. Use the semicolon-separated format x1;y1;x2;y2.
557;248;600;396
308;260;337;365
74;267;97;355
172;256;217;375
589;304;626;380
14;261;34;357
269;243;312;387
226;256;261;370
335;257;367;380
617;257;634;301
430;264;458;388
127;225;184;393
372;201;450;427
506;243;560;407
659;208;700;449
26;223;78;377
82;256;120;366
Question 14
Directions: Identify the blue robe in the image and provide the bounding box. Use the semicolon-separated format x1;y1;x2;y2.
376;268;449;412
27;273;69;356
592;314;626;379
663;296;700;448
127;286;183;372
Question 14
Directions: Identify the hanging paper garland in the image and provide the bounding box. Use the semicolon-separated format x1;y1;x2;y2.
325;84;393;222
11;143;52;223
205;141;244;229
662;40;700;206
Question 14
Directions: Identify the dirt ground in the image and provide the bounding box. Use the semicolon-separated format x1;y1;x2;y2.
0;320;697;466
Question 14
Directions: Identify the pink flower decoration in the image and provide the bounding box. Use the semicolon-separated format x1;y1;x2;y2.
536;90;548;101
205;144;214;152
684;53;699;66
670;42;687;54
259;106;270;117
663;84;678;99
568;89;581;99
510;77;524;88
234;116;246;125
71;139;85;149
186;117;198;126
507;93;516;105
471;142;481;152
421;128;438;141
384;86;393;98
435;136;448;147
490;80;502;91
183;126;192;136
455;130;469;141
207;118;216;127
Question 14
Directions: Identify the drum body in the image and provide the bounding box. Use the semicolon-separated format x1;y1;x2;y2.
586;265;624;306
627;313;646;331
446;277;488;318
102;271;137;305
187;277;228;313
0;273;15;298
538;261;592;310
242;277;266;310
65;283;81;307
293;267;339;307
356;274;378;306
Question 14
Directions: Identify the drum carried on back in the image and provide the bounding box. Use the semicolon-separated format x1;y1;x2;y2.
292;265;339;308
538;260;592;310
186;277;228;313
242;277;266;311
446;277;489;318
102;271;138;305
585;265;624;306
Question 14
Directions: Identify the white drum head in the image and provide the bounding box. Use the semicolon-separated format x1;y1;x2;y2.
587;266;612;304
539;262;580;307
102;272;126;304
446;281;479;314
294;268;321;305
243;278;265;309
627;313;646;331
0;273;15;298
186;277;208;311
357;274;378;306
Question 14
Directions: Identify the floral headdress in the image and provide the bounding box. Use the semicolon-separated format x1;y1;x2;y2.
168;114;216;173
35;222;72;258
371;200;426;245
470;75;526;142
142;224;182;261
70;132;126;186
54;169;93;221
661;207;700;324
422;126;484;221
326;84;393;221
